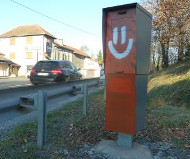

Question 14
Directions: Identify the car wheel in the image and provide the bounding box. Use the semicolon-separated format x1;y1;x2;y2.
31;82;39;85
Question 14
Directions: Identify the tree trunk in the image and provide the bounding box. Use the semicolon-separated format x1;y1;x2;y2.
151;50;156;72
156;54;161;71
161;43;169;68
178;33;185;62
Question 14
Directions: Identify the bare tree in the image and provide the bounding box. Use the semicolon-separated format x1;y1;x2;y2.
141;0;190;68
80;45;89;54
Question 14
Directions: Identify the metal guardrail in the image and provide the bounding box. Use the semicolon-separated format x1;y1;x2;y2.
0;78;101;111
20;83;90;148
0;78;106;149
20;94;38;109
20;83;86;108
0;78;99;92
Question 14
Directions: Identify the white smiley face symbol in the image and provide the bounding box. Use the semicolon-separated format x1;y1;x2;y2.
108;26;133;59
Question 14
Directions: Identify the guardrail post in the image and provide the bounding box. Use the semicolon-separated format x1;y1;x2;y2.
97;80;100;87
83;83;88;116
37;90;47;149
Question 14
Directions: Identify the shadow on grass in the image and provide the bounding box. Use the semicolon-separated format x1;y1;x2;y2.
148;78;190;108
166;60;190;76
149;59;190;79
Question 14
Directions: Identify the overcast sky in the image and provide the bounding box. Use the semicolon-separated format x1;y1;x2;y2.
1;0;141;57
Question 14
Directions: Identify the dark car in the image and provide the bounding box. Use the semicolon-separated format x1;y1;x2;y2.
30;60;82;85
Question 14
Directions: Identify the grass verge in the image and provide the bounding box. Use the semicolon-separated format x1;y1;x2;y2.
0;90;116;159
135;105;190;148
144;60;190;148
148;59;190;108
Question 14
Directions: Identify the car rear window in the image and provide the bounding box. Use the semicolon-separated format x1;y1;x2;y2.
61;61;71;68
34;61;59;69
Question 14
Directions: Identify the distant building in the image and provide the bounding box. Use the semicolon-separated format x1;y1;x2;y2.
0;25;100;78
53;40;100;78
0;52;20;76
0;25;55;76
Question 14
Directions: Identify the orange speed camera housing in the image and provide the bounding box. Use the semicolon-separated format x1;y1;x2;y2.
103;3;152;135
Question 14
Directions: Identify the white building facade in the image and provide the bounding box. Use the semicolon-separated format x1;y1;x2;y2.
0;25;55;76
0;25;100;78
83;58;100;78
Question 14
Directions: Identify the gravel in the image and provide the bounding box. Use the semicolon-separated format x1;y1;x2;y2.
138;140;190;159
53;141;189;159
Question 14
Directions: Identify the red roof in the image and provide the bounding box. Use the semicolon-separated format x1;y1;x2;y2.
65;45;90;57
0;53;20;66
54;42;90;58
0;52;5;56
0;25;56;38
54;41;73;52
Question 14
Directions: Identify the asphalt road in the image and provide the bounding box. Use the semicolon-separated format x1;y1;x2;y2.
0;93;72;124
0;77;32;90
0;79;102;132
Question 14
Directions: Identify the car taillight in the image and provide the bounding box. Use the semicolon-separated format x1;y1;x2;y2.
50;69;62;74
31;69;36;73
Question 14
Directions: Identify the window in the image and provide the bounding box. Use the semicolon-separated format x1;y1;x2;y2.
10;52;15;59
65;55;68;60
47;39;51;46
26;36;33;44
10;37;15;45
70;62;77;70
26;52;33;59
34;61;59;69
61;61;70;68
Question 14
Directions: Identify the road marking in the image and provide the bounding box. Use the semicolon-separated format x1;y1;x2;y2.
9;84;32;88
26;84;32;86
10;85;22;87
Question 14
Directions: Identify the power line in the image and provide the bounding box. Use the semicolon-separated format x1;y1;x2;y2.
10;0;101;38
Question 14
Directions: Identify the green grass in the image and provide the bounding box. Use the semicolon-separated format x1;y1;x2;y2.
0;90;115;159
147;106;190;127
142;60;190;147
135;105;190;145
0;122;38;159
148;59;190;107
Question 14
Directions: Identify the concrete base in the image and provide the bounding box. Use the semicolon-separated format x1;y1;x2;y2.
94;140;153;159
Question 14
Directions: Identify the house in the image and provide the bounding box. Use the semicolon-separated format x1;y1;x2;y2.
0;52;20;76
0;24;100;78
52;40;100;78
0;25;55;76
52;40;73;61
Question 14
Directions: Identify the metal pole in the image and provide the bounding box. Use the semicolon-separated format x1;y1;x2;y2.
104;81;106;100
37;90;47;149
83;83;88;115
117;133;132;147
